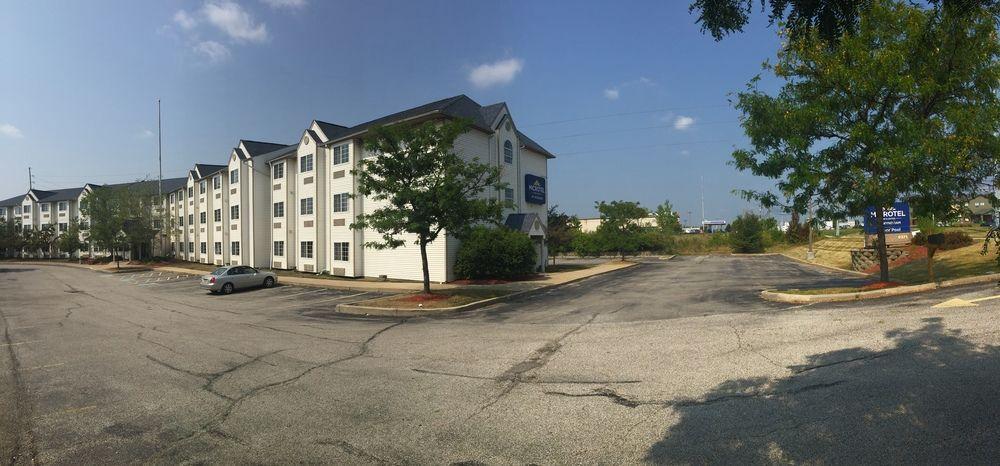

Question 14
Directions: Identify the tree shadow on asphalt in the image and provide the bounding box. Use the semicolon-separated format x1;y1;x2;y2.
0;268;35;273
645;317;1000;464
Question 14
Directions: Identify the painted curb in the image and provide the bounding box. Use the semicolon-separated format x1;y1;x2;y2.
761;273;1000;304
336;261;642;317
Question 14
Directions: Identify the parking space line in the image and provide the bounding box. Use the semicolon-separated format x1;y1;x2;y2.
0;340;43;347
281;288;329;299
23;363;65;371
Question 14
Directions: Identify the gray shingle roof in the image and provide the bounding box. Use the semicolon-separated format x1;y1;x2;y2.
241;140;290;157
314;121;349;141
504;213;545;234
0;195;23;207
31;187;87;203
480;103;506;127
194;164;227;179
254;144;298;165
515;130;555;159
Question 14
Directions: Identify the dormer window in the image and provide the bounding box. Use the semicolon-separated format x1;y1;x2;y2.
503;140;513;164
230;169;239;184
213;176;221;190
300;154;314;173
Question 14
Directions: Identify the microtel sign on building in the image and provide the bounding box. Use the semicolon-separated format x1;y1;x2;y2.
525;174;546;205
864;202;911;234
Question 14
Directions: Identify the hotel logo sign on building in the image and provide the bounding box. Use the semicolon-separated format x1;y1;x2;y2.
525;174;546;204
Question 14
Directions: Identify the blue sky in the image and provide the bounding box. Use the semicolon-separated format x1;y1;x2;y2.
0;0;785;223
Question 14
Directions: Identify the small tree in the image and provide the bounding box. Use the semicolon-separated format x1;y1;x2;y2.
653;200;682;235
546;205;580;264
81;185;127;267
56;220;86;259
454;226;537;279
352;118;506;294
24;226;56;258
120;182;160;261
595;201;648;260
0;219;23;258
729;212;767;253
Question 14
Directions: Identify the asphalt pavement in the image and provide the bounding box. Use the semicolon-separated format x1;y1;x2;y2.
2;255;1000;464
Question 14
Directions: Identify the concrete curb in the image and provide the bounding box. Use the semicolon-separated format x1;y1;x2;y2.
5;261;151;274
761;273;1000;304
336;261;642;317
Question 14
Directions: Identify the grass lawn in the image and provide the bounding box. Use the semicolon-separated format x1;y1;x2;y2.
544;262;596;273
890;243;998;283
777;287;868;295
354;289;510;310
771;235;863;271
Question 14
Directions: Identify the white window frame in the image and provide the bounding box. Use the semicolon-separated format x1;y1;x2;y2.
504;140;513;164
58;202;67;212
230;205;240;220
274;202;284;218
199;180;206;194
333;242;349;261
200;212;207;224
215;242;222;255
300;154;314;173
200;242;207;254
333;193;349;213
230;169;239;184
273;162;284;179
231;241;241;256
300;197;314;216
504;187;514;204
214;209;221;222
333;144;350;165
274;241;285;257
213;176;221;190
300;241;314;259
40;203;49;212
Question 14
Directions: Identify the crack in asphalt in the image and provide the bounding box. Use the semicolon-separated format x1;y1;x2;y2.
544;380;848;409
730;323;785;369
151;320;406;459
790;350;894;374
244;322;358;344
137;332;180;354
410;367;641;385
321;439;395;464
0;301;39;466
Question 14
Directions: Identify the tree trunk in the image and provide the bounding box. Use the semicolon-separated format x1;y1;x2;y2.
875;206;890;282
419;236;431;294
927;248;936;282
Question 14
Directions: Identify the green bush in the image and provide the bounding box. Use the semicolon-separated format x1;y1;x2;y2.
454;226;537;279
639;229;676;254
913;230;973;250
729;213;767;253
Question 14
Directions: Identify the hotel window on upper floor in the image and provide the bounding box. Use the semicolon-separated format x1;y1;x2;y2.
231;205;240;220
230;169;239;185
504;187;514;204
14;206;21;215
40;203;49;213
333;193;349;213
199;180;206;194
334;242;349;261
504;140;513;164
213;176;221;190
188;187;194;197
300;197;314;215
169;193;175;203
333;144;350;165
58;202;67;212
274;202;284;218
273;162;284;180
188;214;194;225
300;154;314;173
214;209;222;222
200;212;207;224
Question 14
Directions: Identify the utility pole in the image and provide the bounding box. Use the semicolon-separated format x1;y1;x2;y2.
28;167;32;191
157;99;163;199
700;175;705;231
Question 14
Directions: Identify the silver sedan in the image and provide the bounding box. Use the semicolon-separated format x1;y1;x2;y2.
200;266;277;294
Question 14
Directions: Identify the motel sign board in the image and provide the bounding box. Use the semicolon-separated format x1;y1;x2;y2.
525;174;546;204
864;202;911;234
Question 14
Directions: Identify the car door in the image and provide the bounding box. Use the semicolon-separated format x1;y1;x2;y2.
245;267;261;287
226;267;244;289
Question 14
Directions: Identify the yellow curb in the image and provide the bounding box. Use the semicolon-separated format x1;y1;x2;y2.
761;273;1000;304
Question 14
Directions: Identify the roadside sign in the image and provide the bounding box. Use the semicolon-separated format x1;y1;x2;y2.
524;174;546;204
864;202;910;234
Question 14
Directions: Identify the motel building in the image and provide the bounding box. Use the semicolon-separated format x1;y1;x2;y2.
1;95;553;281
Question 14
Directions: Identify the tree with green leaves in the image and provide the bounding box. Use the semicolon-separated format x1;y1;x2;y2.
24;225;56;258
731;0;1000;282
653;200;682;235
729;212;768;253
0;219;24;258
56;219;86;259
352;118;506;294
81;184;127;267
546;205;581;264
595;201;649;260
690;0;998;43
119;182;162;261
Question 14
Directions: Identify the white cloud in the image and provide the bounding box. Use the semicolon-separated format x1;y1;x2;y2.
173;10;197;29
0;123;23;139
603;88;620;100
194;40;232;63
602;77;656;100
468;58;524;88
680;149;691;157
261;0;306;8
673;116;695;131
138;129;155;138
203;1;268;43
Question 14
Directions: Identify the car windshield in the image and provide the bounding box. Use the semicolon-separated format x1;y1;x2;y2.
210;268;228;276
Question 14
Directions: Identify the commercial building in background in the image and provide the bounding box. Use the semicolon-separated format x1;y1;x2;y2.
1;95;554;282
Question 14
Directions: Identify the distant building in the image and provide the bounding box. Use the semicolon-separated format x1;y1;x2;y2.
579;216;657;233
958;195;995;225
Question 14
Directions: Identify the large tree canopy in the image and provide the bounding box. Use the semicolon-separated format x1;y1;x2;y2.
690;0;999;42
731;0;1000;280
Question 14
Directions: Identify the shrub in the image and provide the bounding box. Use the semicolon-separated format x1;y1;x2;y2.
729;213;767;253
454;226;537;279
571;231;605;257
914;231;972;250
639;229;676;254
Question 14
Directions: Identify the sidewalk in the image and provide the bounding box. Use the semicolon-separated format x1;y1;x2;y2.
153;260;639;293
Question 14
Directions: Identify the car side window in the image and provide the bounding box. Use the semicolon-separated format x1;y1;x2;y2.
247;267;258;274
227;268;240;275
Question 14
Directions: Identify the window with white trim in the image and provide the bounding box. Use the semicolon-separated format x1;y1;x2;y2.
230;169;239;184
333;144;350;165
199;180;206;194
504;187;514;204
300;197;314;215
200;212;206;224
300;154;314;173
200;242;207;254
300;241;313;258
58;223;68;232
58;202;67;212
274;241;284;257
213;176;221;190
188;214;194;225
273;202;284;218
230;205;240;220
231;241;240;255
214;242;222;255
40;203;49;212
188;187;194;197
333;193;349;213
333;242;349;261
214;209;221;222
504;140;513;164
273;162;284;179
188;242;194;253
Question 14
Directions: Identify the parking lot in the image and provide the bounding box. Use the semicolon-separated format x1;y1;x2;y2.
5;256;1000;464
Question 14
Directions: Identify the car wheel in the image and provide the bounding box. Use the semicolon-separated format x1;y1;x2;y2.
263;277;275;288
221;283;234;295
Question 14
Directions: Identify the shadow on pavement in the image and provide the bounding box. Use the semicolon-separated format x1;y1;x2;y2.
0;268;36;273
646;317;1000;463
